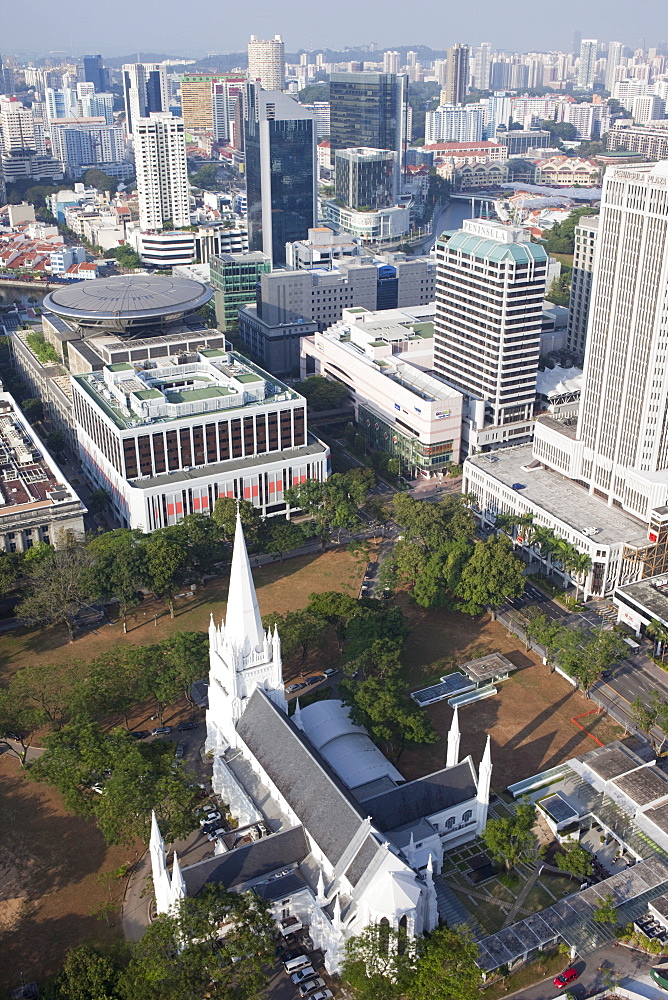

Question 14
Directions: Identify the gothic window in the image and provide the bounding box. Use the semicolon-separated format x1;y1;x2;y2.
463;809;473;823
445;816;456;830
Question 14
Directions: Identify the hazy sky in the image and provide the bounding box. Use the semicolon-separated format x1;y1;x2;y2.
2;0;662;58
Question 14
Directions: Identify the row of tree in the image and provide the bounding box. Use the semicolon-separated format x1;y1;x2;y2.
1;473;375;639
525;610;627;693
0;628;207;764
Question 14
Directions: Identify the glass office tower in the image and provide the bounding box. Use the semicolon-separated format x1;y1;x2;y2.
329;71;407;157
244;84;316;267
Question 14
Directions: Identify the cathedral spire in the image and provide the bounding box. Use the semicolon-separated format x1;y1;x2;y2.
170;852;186;908
223;510;265;657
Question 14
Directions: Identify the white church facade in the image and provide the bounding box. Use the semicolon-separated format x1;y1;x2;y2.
150;513;493;973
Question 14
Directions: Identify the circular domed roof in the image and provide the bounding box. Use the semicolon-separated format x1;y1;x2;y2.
43;274;212;328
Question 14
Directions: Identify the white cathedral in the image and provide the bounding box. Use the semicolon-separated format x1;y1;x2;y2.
150;514;492;972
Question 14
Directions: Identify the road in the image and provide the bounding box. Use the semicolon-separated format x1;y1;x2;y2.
509;943;658;1000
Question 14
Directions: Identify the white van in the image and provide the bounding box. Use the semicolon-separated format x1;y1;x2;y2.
283;955;311;974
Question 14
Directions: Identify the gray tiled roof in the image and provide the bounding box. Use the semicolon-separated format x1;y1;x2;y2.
182;825;308;896
254;871;308;901
236;690;368;866
345;835;381;888
364;761;477;832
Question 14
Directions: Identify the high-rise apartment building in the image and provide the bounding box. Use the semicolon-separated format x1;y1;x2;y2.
45;87;77;121
135;113;190;231
605;41;625;93
244;85;316;266
578;39;598;89
425;104;484;144
49;118;125;172
83;55;107;93
566;215;599;357
0;99;36;152
433;219;547;453
329;72;408;162
444;44;470;106
247;35;285;91
80;92;114;125
383;51;400;75
473;43;492;91
123;63;168;134
632;94;666;125
180;75;216;135
211;75;246;144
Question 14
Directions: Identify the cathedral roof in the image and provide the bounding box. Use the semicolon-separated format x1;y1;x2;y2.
364;760;477;833
223;511;265;656
237;689;371;867
182;825;308;896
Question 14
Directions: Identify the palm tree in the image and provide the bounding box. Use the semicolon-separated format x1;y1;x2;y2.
530;525;558;578
647;619;668;663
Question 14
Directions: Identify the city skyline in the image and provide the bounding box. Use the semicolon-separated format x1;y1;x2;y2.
2;0;665;60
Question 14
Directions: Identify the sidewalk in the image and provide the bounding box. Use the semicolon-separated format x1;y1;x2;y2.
121;850;152;941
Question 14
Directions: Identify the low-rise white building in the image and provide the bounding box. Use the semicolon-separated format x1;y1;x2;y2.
322;201;411;244
301;306;463;476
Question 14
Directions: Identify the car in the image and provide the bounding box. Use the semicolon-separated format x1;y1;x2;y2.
206;827;225;841
130;730;151;740
323;668;337;677
305;674;326;685
286;682;306;694
291;966;316;984
200;811;222;826
178;721;198;731
601;670;613;679
309;991;333;1000
553;968;579;989
3;731;22;742
174;741;187;758
298;978;326;996
512;482;526;490
151;726;172;735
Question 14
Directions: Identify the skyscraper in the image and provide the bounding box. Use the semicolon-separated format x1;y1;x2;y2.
383;51;400;75
444;43;470;105
244;85;316;266
123;63;168;134
433;218;547;452
566;215;599;357
578;39;598;89
605;41;625;93
180;75;216;135
334;147;397;210
247;35;285;91
135;113;190;231
83;55;107;92
329;71;407;163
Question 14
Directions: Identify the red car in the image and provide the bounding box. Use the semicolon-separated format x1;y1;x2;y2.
553;968;579;989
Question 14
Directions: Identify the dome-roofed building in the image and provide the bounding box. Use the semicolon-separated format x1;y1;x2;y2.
43;273;212;336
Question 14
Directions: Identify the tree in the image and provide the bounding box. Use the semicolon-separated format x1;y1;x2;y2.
555;841;593;880
31;722;199;845
294;374;350;411
48;944;121;1000
457;535;525;616
21;396;44;423
173;513;224;583
188;162;219;191
647;619;668;662
0;691;45;766
143;529;189;618
212;496;263;546
408;926;482;1000
16;544;96;641
9;660;89;730
83;168;119;195
525;611;574;672
120;886;275;1000
88;488;112;512
593;893;618;925
45;429;67;459
87;529;146;632
342;639;436;762
560;627;627;694
285;471;372;549
342;924;413;1000
412;539;474;608
544;207;598;255
392;493;475;552
482;801;538;872
267;518;307;562
0;549;19;596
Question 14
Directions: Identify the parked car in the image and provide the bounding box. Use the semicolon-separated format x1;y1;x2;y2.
286;683;306;694
178;721;198;731
298;978;326;996
291;966;316;984
130;730;151;740
310;991;333;1000
305;674;326;685
200;811;222;826
323;668;337;677
206;827;225;841
174;742;187;759
151;726;172;735
283;955;310;973
553;968;579;989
